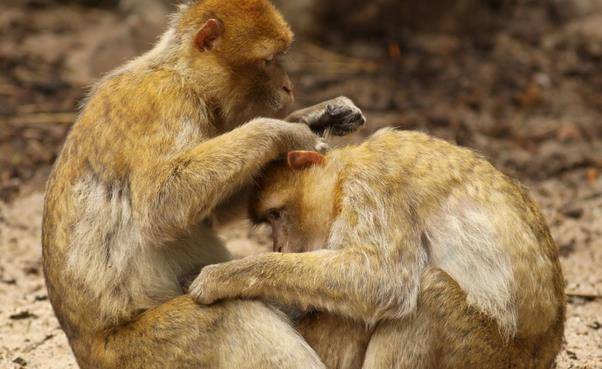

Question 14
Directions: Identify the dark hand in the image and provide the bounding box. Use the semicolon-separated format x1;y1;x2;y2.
286;96;366;136
309;97;366;136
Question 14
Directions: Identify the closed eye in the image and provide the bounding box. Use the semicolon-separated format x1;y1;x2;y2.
250;208;283;225
266;208;283;222
264;54;274;66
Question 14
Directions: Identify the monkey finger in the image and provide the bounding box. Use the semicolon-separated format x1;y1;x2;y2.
315;140;329;153
189;284;218;305
311;97;365;136
188;270;221;305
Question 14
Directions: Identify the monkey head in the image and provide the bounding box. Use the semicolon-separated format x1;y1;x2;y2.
251;151;340;253
176;0;295;127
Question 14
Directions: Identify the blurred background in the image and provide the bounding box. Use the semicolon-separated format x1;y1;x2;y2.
0;0;600;368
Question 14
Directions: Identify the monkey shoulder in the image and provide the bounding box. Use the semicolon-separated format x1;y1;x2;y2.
364;129;486;174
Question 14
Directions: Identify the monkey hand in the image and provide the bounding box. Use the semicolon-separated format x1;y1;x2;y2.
189;264;228;305
275;120;329;153
189;262;251;305
307;97;365;136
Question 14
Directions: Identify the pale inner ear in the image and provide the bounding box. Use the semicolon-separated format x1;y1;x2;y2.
287;151;327;170
194;18;224;51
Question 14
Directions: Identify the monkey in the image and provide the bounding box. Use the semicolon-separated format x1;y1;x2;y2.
41;0;365;368
190;128;566;369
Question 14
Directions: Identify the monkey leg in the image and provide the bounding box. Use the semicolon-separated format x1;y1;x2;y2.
296;312;372;369
360;313;435;369
86;297;326;369
362;268;509;369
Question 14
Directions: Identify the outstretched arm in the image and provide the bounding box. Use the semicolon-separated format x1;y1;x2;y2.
135;118;324;243
189;248;416;323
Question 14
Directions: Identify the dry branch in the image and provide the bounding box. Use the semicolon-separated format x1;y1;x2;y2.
0;112;76;126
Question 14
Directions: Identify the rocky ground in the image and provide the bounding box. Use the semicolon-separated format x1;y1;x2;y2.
1;0;601;368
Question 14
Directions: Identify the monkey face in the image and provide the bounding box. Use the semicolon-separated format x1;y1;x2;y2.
232;52;295;119
258;200;332;254
251;152;337;254
180;0;295;125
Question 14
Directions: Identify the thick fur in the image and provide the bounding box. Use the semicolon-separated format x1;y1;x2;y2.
42;0;365;368
191;129;565;368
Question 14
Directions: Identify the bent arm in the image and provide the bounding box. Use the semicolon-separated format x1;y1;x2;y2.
190;248;416;322
134;118;318;243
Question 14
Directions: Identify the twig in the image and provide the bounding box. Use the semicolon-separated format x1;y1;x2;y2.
0;112;76;126
566;292;601;300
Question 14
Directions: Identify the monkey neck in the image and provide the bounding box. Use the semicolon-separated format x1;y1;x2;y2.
132;35;233;132
113;26;238;133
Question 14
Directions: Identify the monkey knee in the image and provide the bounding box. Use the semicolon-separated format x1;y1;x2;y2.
420;268;458;290
363;318;434;369
297;313;370;369
418;268;466;308
219;301;326;369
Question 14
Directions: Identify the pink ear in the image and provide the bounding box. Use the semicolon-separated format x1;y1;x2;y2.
194;19;224;51
287;151;327;170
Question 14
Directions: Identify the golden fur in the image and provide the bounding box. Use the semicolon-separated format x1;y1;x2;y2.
191;129;565;369
42;1;364;368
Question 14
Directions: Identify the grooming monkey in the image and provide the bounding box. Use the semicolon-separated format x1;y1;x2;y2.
42;0;365;368
191;129;566;369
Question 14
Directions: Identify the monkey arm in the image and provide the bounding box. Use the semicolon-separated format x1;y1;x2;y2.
189;248;416;323
285;100;332;123
285;96;365;136
135;119;323;242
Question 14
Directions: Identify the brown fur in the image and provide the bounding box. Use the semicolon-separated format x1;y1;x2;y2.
42;1;364;368
191;129;565;369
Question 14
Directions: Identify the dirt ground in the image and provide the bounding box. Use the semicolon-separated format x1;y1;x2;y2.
1;0;601;368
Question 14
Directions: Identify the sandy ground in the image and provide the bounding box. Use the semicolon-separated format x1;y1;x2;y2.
1;0;602;368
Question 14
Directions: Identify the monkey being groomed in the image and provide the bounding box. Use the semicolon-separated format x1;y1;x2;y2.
42;1;365;368
191;128;566;369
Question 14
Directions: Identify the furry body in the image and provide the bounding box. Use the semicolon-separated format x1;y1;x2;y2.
192;129;565;369
42;1;364;368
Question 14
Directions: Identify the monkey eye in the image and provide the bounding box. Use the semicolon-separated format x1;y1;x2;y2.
263;54;275;66
265;208;283;222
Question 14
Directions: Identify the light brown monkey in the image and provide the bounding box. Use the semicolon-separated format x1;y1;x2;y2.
191;128;566;369
41;0;365;368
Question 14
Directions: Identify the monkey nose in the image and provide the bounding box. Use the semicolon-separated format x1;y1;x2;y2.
282;77;294;96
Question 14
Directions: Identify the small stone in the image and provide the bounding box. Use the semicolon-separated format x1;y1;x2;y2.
587;321;601;330
566;350;578;360
9;310;38;320
1;277;16;285
13;357;27;366
563;206;584;219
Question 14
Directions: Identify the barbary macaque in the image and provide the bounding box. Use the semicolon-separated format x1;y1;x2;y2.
42;0;364;368
191;129;565;369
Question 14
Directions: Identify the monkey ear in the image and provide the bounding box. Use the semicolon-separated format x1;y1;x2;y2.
194;19;224;51
287;151;327;170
